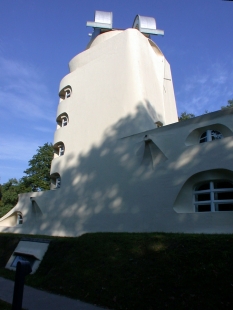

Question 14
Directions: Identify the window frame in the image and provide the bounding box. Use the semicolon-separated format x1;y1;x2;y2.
193;180;233;212
55;177;61;188
56;113;69;129
17;213;23;225
199;130;223;144
50;173;61;190
59;145;64;156
59;86;72;101
61;116;68;127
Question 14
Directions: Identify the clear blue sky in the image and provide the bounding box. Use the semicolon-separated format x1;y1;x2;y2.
0;0;232;184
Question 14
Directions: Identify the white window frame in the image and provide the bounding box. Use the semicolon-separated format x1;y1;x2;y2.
65;88;71;98
59;145;64;156
193;181;233;212
61;116;68;127
17;213;23;224
55;177;61;189
59;86;72;101
199;130;223;143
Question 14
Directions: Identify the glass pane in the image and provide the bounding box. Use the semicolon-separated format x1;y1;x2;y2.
195;183;210;191
214;181;233;189
215;192;233;200
11;255;35;268
197;205;211;212
199;132;207;143
211;130;222;141
218;204;233;211
196;193;210;201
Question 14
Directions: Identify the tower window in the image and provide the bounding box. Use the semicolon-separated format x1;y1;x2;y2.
199;130;223;143
55;177;61;188
56;113;69;129
62;117;68;127
50;173;61;190
65;89;71;98
194;181;233;212
53;142;65;158
59;145;64;156
59;86;72;101
17;213;23;225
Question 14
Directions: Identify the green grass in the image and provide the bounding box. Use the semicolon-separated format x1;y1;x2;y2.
0;299;12;310
1;233;233;309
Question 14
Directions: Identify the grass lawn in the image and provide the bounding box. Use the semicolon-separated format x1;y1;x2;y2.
1;232;233;309
0;299;12;310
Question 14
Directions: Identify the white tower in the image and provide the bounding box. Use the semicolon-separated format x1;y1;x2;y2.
50;11;178;190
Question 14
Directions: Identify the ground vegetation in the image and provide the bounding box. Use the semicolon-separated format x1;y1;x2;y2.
0;233;233;310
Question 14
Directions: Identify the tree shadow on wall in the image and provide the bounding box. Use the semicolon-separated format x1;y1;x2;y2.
3;103;233;236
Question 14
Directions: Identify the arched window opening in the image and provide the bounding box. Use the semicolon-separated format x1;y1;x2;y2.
185;124;231;146
194;180;233;212
50;173;61;190
17;212;23;225
59;86;72;101
56;113;69;129
53;142;65;158
199;130;223;143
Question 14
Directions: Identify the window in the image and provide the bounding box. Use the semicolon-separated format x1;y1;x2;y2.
62;117;68;127
56;113;69;129
199;130;223;143
194;181;233;212
50;173;61;190
59;86;72;101
65;89;71;98
59;145;64;156
17;213;23;225
185;124;232;146
55;177;61;188
53;142;65;158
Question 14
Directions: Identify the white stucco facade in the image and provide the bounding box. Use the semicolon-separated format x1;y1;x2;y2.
1;15;233;236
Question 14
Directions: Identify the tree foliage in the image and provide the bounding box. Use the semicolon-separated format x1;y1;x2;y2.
179;112;196;121
221;99;233;110
0;178;31;217
0;143;53;217
21;143;54;191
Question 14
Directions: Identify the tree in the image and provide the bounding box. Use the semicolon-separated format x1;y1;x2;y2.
179;112;196;121
221;99;233;110
21;143;54;191
0;143;53;218
0;178;30;217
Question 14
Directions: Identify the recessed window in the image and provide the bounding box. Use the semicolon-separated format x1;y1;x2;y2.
59;85;72;101
65;89;71;98
17;213;23;225
194;181;233;212
62;117;68;127
56;177;61;188
185;124;231;146
53;142;65;158
199;130;223;143
59;145;64;156
50;173;61;190
56;113;69;129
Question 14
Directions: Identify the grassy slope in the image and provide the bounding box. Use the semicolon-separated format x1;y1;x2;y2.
0;300;12;310
1;233;233;310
